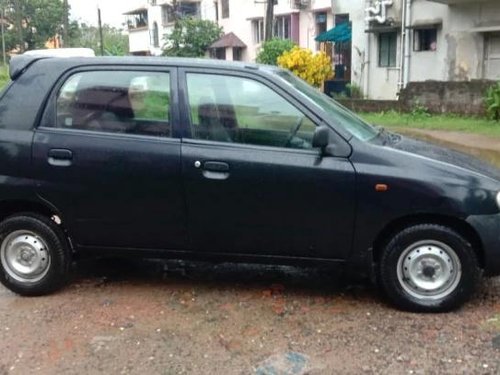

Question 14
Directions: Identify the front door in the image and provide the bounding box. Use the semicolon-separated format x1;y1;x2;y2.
180;70;356;259
32;67;187;250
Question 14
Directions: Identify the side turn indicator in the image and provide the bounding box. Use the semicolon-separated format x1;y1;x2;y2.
375;184;389;192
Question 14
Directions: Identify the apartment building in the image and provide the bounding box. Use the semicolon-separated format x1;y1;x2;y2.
333;0;500;99
124;0;217;56
210;0;334;62
124;0;500;99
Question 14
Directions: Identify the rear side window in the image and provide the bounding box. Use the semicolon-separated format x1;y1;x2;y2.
55;70;171;137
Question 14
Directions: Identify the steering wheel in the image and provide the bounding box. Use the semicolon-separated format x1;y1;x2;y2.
284;116;304;148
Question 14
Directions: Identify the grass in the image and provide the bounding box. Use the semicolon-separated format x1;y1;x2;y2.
0;65;9;90
359;110;500;137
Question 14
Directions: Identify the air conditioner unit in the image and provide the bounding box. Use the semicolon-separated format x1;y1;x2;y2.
291;0;310;10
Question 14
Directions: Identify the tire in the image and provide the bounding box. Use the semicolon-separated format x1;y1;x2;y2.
377;224;482;312
0;213;70;296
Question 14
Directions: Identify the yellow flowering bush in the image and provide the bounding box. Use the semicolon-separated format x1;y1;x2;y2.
277;46;334;88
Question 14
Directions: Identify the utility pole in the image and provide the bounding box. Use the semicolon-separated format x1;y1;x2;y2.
264;0;274;41
1;4;6;65
14;0;24;52
97;7;104;56
62;0;69;47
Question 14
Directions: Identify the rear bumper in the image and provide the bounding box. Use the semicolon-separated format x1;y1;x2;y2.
466;213;500;276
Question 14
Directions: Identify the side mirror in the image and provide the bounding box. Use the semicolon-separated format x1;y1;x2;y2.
312;125;331;152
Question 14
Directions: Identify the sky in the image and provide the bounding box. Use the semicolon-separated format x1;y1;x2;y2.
69;0;143;28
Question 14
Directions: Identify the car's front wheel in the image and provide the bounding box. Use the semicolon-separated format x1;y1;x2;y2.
0;213;70;296
378;224;481;312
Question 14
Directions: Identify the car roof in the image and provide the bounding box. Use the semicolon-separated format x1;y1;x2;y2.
9;55;280;80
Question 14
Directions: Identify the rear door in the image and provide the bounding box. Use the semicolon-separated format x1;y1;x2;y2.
32;66;187;250
179;69;356;259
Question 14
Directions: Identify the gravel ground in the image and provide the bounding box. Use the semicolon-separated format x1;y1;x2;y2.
0;259;499;375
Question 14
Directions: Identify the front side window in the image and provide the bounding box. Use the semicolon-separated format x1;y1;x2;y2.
55;70;171;137
275;70;378;141
186;73;316;150
379;32;397;67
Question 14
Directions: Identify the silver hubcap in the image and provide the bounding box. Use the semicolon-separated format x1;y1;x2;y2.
0;230;51;283
397;240;462;300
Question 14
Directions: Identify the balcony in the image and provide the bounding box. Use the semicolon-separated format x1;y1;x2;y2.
124;7;149;31
426;0;491;4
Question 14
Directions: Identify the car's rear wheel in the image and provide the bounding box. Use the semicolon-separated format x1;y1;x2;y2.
0;213;70;296
378;224;481;312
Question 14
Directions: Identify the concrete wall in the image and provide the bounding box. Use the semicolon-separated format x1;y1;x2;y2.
128;28;150;54
338;80;496;116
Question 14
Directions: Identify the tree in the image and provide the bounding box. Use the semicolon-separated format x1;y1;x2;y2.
5;0;66;52
163;18;223;58
264;0;274;42
68;23;129;56
256;38;295;65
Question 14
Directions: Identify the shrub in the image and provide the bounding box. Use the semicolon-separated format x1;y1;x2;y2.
256;39;295;65
485;82;500;121
346;83;363;99
277;46;333;88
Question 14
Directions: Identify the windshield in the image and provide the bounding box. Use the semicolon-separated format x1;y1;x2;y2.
275;70;379;141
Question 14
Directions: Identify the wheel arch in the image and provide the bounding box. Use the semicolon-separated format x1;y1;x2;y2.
0;200;73;249
372;213;485;268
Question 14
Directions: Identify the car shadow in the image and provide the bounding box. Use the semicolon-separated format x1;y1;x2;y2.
71;257;378;300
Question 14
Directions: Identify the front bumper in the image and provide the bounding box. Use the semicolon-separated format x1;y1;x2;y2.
467;213;500;276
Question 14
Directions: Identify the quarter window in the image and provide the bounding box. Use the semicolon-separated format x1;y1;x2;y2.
186;73;316;150
55;71;171;137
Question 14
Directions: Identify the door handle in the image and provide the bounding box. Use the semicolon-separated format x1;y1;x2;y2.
203;161;229;172
48;149;73;167
200;161;230;180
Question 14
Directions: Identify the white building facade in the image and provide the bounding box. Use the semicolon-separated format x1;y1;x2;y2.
125;0;500;99
333;0;500;99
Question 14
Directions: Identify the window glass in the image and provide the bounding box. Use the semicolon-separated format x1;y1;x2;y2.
379;32;397;67
414;28;437;52
56;71;171;137
221;0;229;18
186;73;316;150
276;70;378;142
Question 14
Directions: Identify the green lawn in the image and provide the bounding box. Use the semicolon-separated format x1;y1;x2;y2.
359;111;500;137
0;65;9;89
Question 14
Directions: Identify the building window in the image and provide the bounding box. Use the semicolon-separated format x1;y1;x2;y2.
180;2;201;18
161;5;174;25
274;16;291;39
126;10;148;30
414;28;437;52
252;19;264;44
152;22;159;47
221;0;229;19
161;2;200;24
379;32;397;67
